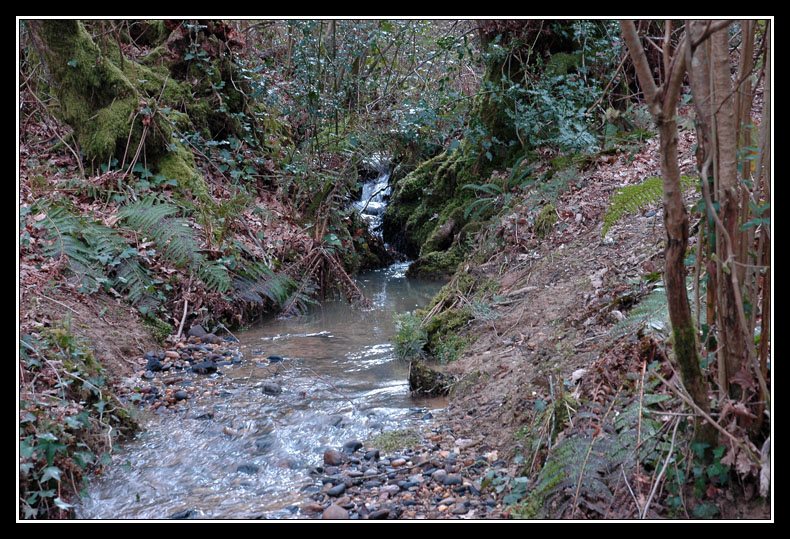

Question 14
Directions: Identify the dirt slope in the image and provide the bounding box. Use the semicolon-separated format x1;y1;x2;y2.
431;130;694;486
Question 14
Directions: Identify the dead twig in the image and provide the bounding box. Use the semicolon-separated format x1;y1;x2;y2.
641;416;681;519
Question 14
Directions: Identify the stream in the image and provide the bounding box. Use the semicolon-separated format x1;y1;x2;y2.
76;168;446;520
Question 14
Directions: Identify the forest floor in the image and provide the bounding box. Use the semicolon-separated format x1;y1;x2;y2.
421;126;771;520
19;108;771;520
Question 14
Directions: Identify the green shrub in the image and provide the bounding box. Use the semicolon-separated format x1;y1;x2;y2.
392;311;427;359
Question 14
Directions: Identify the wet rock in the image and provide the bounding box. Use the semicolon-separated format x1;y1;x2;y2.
168;508;197;519
380;484;400;497
343;440;363;454
451;502;469;515
364;449;380;461
322;504;349;519
432;469;448;484
145;351;164;372
236;464;260;475
367;508;390;519
200;333;221;344
442;474;463;486
323;449;344;466
327;483;346;497
254;436;275;453
278;457;301;470
262;382;282;395
301;502;324;515
187;325;208;338
174;390;188;401
191;361;217;374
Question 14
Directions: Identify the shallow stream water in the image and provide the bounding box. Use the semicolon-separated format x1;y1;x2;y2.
76;262;445;519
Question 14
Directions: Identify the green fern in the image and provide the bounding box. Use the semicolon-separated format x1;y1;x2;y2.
608;277;706;340
33;197;303;316
528;426;623;518
232;260;294;307
119;197;231;293
524;388;675;518
34;201;155;301
609;285;671;339
119;197;199;268
602;175;698;238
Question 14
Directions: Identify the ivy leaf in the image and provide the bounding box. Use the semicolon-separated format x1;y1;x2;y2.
40;466;62;483
54;497;74;511
323;233;342;247
20;439;36;459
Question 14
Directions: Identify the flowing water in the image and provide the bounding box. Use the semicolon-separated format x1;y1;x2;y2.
353;161;391;235
76;170;446;520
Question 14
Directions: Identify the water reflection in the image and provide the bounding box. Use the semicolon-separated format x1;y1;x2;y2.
76;263;444;519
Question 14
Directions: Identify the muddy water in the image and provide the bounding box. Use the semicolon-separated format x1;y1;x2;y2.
76;263;444;520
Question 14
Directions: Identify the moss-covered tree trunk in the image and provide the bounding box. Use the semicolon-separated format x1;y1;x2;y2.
27;20;182;172
26;19;248;182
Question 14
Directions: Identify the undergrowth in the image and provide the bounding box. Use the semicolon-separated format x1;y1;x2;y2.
19;316;138;519
494;338;739;520
28;193;298;324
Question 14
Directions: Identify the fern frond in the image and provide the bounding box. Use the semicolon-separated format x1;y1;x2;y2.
608;276;706;340
119;197;232;293
35;203;113;294
114;258;155;303
530;430;621;518
119;197;200;268
232;269;293;306
33;201;159;304
602;175;698;238
199;261;233;294
609;285;670;339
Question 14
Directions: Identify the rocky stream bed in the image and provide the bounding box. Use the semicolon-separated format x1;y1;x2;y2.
117;322;507;520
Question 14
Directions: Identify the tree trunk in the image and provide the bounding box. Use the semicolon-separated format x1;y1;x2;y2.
620;20;716;448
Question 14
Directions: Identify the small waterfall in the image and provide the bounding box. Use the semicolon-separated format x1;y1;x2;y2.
353;161;392;235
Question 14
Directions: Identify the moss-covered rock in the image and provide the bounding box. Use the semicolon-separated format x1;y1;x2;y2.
381;47;535;277
405;243;466;280
142;316;174;344
545;51;583;77
29;20;196;177
424;308;473;353
408;358;455;397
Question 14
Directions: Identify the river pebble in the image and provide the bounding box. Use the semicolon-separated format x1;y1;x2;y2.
304;427;506;520
129;327;258;412
125;327;507;519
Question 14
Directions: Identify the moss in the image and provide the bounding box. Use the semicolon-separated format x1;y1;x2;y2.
534;203;557;238
157;143;200;185
424;308;473;353
142;316;174;344
31;20;191;170
406;243;466;280
545;52;583;77
420;203;465;255
418;272;477;315
381;52;532;275
369;429;422;452
408;358;455;396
